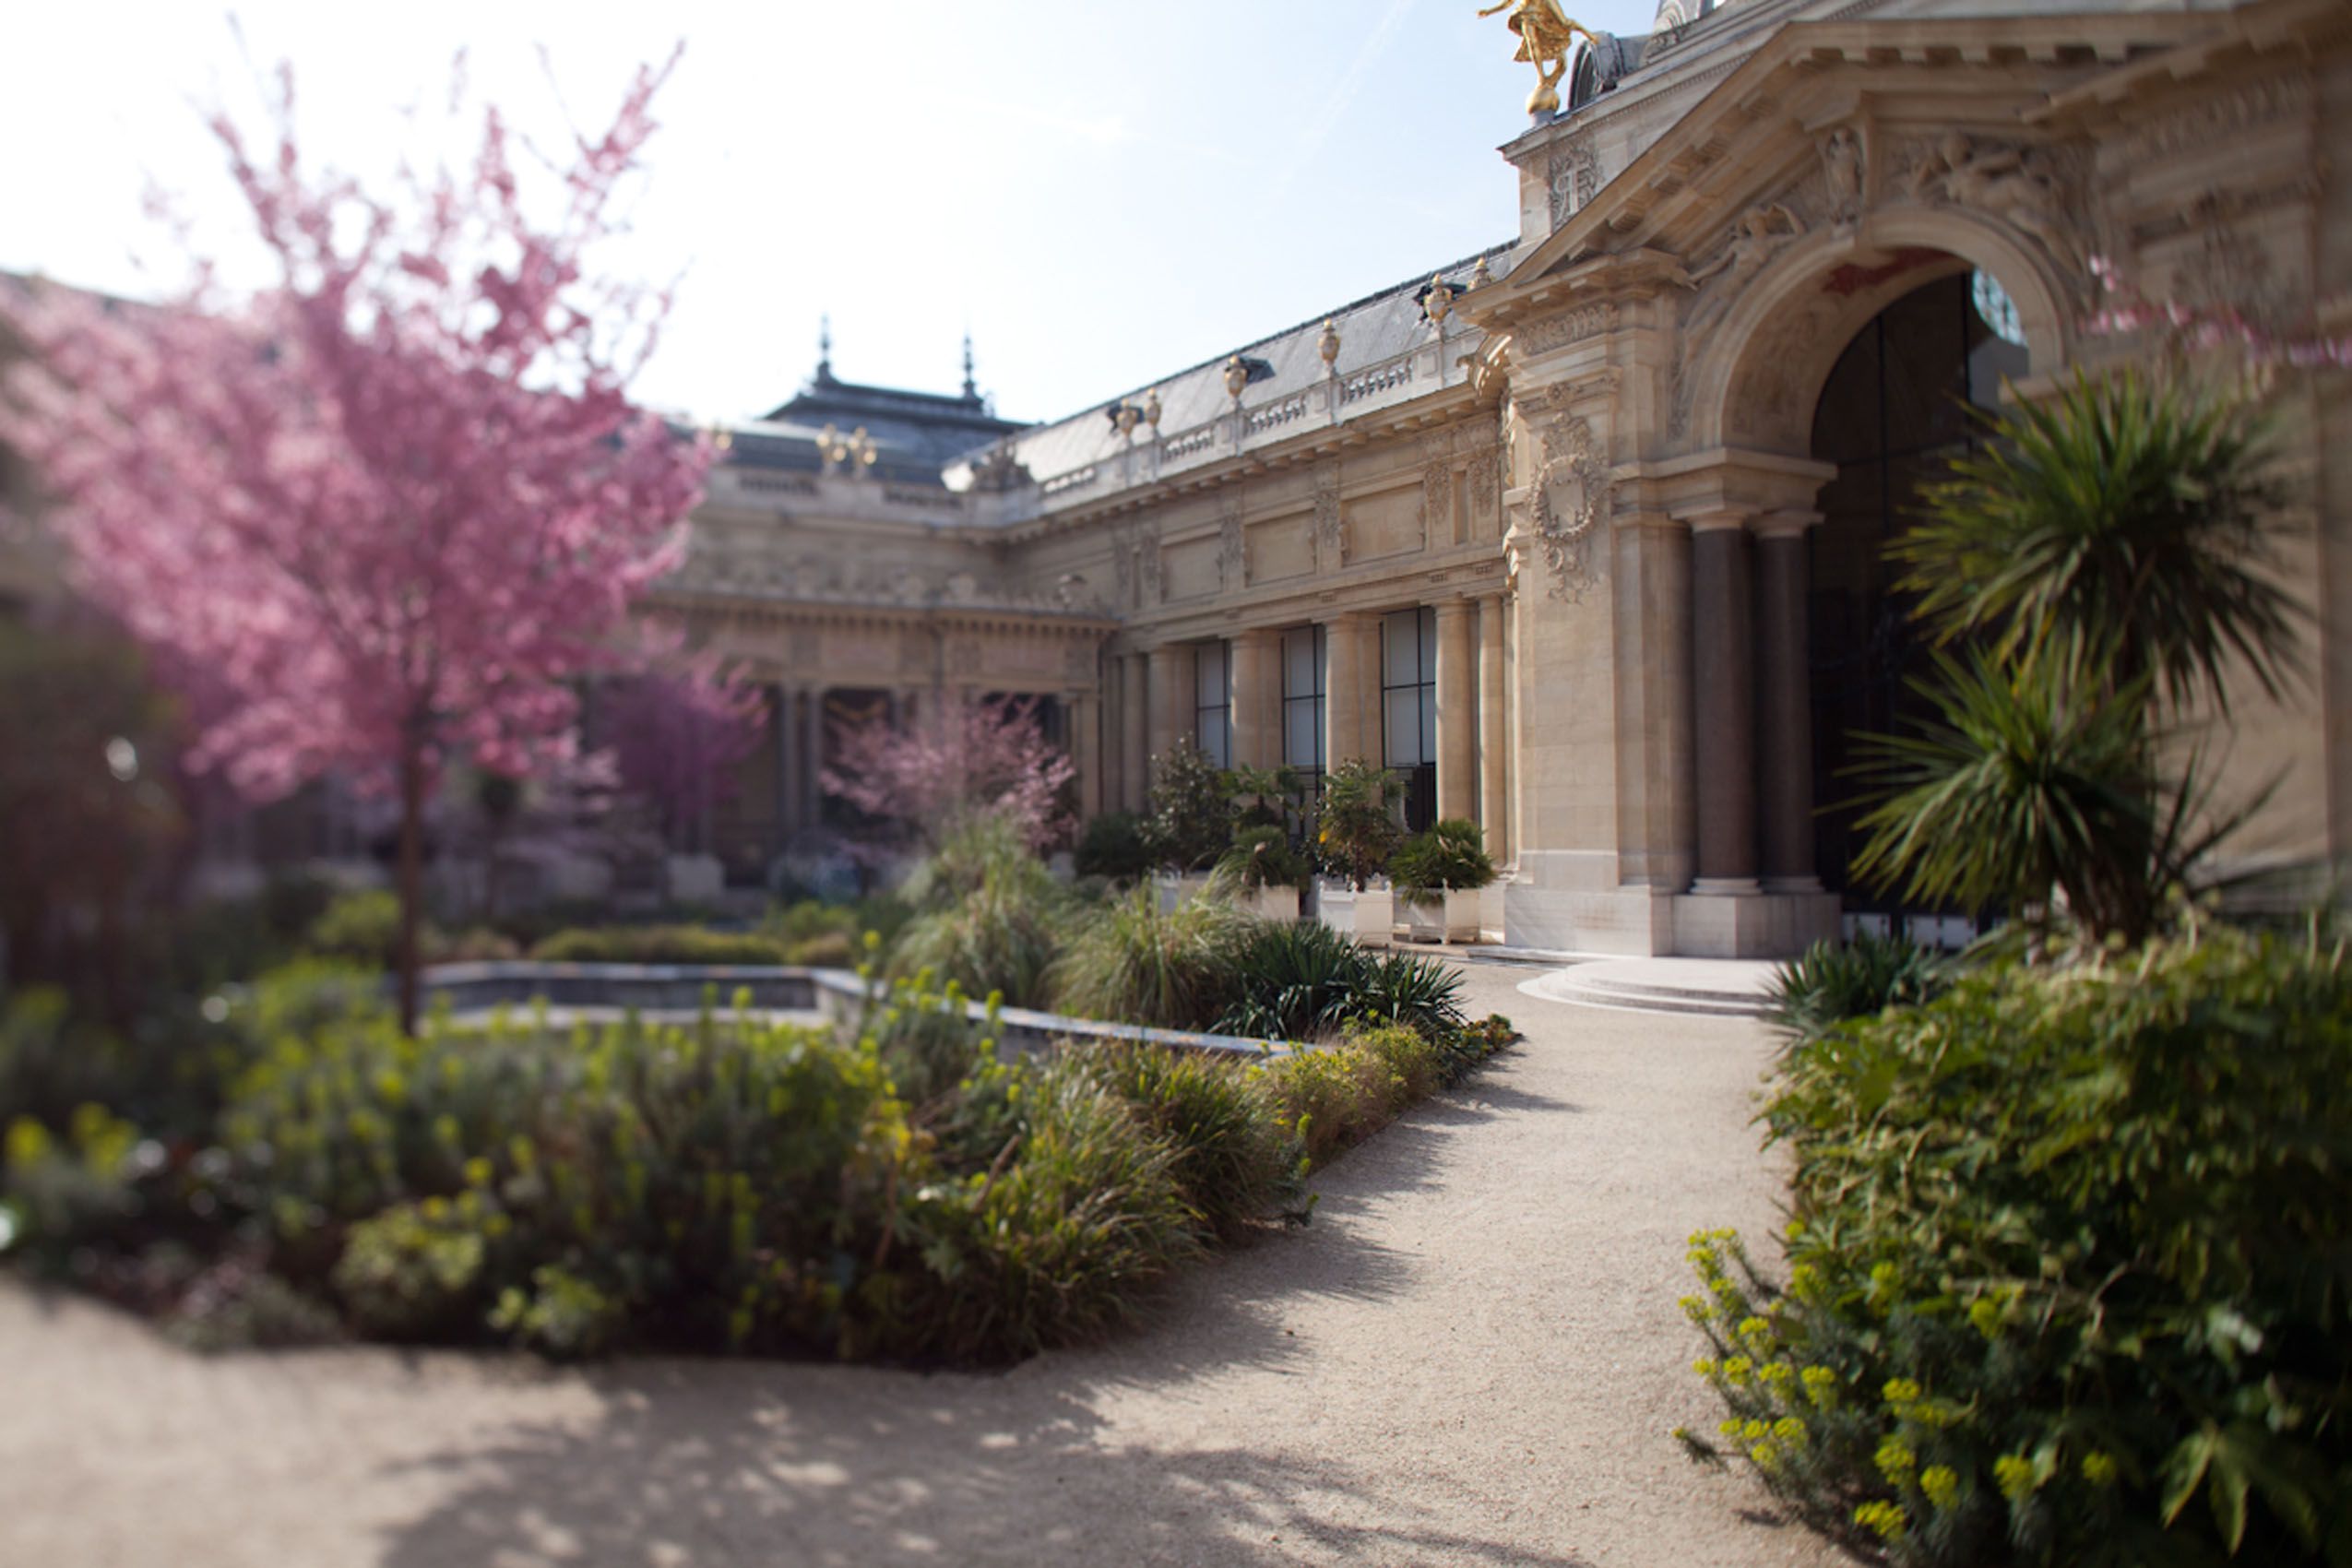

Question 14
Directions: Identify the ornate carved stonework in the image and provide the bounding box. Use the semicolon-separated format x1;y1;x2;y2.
1520;408;1613;602
901;631;936;673
1420;458;1452;539
2127;73;2309;163
1216;502;1246;588
1137;527;1165;602
1819;126;1863;224
1896;132;2089;281
1112;532;1136;606
1063;643;1097;681
1547;134;1602;230
1516;302;1620;357
1312;463;1345;568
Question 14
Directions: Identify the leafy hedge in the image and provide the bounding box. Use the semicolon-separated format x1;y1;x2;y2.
529;925;792;967
1681;926;2352;1565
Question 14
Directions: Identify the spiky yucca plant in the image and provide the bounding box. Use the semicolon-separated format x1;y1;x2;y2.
1894;367;2296;707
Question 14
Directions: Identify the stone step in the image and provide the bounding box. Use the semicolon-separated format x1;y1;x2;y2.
1517;958;1786;1020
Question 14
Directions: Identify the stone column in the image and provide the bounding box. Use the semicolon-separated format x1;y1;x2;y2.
803;686;828;830
1755;511;1822;893
1070;691;1103;820
1477;595;1508;863
1122;654;1149;812
1435;597;1477;824
1146;644;1192;776
1229;629;1280;771
1324;612;1371;768
1689;516;1759;894
772;684;797;837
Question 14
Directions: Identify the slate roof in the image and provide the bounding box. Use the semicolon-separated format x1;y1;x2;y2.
724;365;1030;489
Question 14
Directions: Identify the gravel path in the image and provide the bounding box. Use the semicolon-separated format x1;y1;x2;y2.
0;962;1834;1568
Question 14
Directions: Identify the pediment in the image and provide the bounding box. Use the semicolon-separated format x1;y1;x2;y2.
1483;6;2242;315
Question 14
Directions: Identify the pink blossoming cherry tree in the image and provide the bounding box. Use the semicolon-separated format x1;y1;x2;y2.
0;52;711;1031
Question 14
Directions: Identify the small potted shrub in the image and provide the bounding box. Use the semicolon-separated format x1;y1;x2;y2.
1388;818;1496;944
1074;810;1154;884
1219;826;1309;923
1316;757;1407;945
1146;739;1235;910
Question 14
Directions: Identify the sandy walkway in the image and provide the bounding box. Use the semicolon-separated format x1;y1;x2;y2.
0;962;1832;1568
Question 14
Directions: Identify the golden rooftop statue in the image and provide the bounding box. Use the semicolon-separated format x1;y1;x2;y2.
1478;0;1598;116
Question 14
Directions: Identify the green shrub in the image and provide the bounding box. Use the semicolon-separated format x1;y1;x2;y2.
1212;921;1465;1043
1075;811;1155;882
1220;825;1311;893
332;1199;488;1341
1145;739;1237;873
1388;818;1497;902
889;815;1070;1009
885;1054;1203;1363
164;1265;342;1353
305;889;411;967
1259;1040;1396;1168
528;925;791;966
1681;925;2352;1566
1316;758;1408;890
1087;1045;1304;1238
1765;933;1950;1043
861;975;1000;1109
1051;877;1250;1030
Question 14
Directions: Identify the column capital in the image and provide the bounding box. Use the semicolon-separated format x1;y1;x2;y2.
1753;508;1823;540
1434;596;1477;624
1683;507;1752;535
1229;625;1282;649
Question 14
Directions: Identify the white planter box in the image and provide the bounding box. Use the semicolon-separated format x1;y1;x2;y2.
1241;884;1300;923
1316;880;1357;936
1399;888;1483;944
1353;885;1395;946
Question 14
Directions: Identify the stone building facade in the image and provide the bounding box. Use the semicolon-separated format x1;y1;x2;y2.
665;0;2352;956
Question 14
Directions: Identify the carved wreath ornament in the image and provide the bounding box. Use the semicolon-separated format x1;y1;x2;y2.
1526;413;1612;601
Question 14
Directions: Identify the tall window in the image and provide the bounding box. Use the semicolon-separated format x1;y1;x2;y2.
1194;639;1231;767
1281;624;1326;786
1381;607;1438;831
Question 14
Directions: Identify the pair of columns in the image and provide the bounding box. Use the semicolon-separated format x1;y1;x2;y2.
1111;595;1510;862
1688;512;1819;895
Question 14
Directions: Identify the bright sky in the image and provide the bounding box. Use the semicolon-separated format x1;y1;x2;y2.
2;0;1659;427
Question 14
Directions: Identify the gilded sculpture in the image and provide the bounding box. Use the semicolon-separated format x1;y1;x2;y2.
1478;0;1598;116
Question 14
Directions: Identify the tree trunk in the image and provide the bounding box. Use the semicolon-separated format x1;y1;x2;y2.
397;743;425;1037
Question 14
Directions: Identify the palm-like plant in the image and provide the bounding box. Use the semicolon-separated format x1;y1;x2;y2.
1852;645;2256;948
1894;367;2297;707
1317;757;1408;890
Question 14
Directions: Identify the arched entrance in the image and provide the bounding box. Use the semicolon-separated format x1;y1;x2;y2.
1803;269;2030;934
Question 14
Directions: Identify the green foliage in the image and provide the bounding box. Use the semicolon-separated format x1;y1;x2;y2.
861;974;1000;1109
1895;367;2297;707
1212;919;1467;1044
1087;1044;1305;1238
1766;934;1951;1043
1316;757;1407;890
1682;925;2352;1566
1220;825;1311;893
1073;810;1155;882
1388;818;1498;902
1050;876;1251;1031
763;896;909;965
1145;739;1237;873
332;1200;488;1341
889;814;1072;1009
305;889;411;968
528;925;791;966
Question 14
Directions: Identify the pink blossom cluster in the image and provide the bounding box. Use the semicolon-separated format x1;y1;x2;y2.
2084;255;2352;370
0;51;710;806
821;694;1076;852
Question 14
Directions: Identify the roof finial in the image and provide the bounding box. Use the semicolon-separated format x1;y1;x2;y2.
961;330;977;400
817;314;833;382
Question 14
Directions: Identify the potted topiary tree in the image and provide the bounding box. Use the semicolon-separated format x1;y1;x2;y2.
1146;738;1236;910
1388;818;1496;944
1219;824;1310;922
1315;757;1407;946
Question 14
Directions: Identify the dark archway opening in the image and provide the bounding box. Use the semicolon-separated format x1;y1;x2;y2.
1804;268;2028;936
